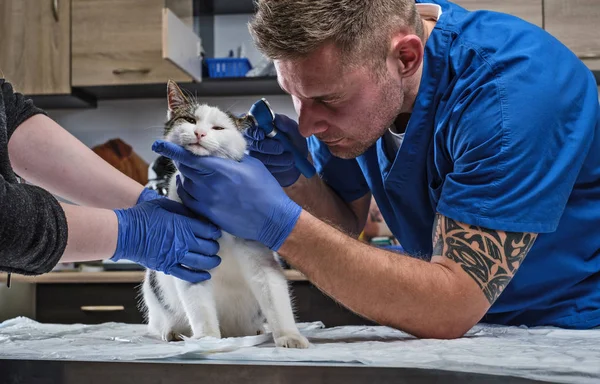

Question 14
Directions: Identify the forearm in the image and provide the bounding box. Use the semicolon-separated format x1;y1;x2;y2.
8;114;144;209
59;203;118;263
279;211;488;339
284;175;368;237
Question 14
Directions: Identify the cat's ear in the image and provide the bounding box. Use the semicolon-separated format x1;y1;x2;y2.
226;111;253;132
167;79;189;113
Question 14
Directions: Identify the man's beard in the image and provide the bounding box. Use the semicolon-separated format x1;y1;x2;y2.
328;136;381;159
329;79;404;159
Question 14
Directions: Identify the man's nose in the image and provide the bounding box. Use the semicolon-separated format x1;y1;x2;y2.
297;99;329;137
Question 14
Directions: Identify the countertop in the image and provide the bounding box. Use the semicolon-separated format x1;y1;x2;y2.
0;270;307;284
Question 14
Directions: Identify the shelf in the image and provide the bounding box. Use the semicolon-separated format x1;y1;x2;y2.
30;71;599;110
35;77;286;109
195;0;256;15
77;76;284;101
29;89;97;110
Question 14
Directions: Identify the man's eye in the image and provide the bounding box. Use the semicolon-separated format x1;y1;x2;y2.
212;126;225;131
319;99;338;106
181;117;196;124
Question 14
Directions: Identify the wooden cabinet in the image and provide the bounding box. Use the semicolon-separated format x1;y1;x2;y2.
0;0;71;95
0;272;372;327
453;0;543;27
543;0;600;71
72;0;202;87
33;281;374;327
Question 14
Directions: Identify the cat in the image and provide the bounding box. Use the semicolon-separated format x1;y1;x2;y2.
140;80;309;349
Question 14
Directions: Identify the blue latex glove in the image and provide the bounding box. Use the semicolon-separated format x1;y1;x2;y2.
136;187;165;204
111;198;222;283
244;114;308;187
152;140;302;251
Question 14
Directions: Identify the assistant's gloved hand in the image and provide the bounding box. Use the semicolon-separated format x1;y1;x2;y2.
244;114;308;187
136;187;165;204
111;198;222;283
152;140;302;251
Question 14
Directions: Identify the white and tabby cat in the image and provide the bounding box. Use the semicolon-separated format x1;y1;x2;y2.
141;80;309;349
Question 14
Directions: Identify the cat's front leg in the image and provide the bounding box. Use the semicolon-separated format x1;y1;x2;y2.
142;271;191;342
238;242;309;349
174;279;221;339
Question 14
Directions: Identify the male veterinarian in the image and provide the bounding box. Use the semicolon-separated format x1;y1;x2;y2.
154;0;600;338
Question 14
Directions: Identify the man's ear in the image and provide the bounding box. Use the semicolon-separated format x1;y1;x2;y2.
167;79;189;112
387;34;424;79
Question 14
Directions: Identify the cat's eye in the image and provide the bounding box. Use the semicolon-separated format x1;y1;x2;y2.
212;126;225;131
181;116;196;124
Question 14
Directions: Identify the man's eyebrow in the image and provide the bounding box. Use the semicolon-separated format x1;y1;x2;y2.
276;79;343;101
311;93;343;101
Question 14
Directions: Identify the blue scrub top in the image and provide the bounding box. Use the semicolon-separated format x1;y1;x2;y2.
308;0;600;329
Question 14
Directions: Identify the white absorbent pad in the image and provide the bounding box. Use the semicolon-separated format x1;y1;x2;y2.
1;317;599;384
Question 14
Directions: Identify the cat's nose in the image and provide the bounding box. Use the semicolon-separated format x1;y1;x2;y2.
194;131;206;141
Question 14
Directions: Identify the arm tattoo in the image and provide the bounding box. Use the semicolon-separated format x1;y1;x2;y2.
432;214;537;304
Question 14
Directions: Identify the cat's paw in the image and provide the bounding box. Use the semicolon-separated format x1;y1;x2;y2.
274;333;309;349
190;330;222;340
255;324;266;335
161;330;184;342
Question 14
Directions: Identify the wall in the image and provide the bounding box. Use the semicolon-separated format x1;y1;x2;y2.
48;94;296;165
214;14;265;68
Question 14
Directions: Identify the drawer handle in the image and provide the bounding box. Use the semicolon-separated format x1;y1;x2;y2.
578;54;600;60
52;0;59;22
112;68;151;75
81;305;125;312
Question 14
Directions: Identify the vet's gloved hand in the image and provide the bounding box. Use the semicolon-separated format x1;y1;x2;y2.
111;198;222;283
136;187;165;204
152;140;302;251
244;114;308;187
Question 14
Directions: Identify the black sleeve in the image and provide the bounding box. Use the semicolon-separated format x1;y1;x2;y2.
0;175;68;275
0;79;67;275
0;79;48;141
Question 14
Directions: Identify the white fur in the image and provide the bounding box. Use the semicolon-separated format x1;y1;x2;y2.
142;102;309;348
165;104;247;161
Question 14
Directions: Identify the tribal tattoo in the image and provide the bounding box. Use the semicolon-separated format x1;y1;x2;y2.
432;214;537;304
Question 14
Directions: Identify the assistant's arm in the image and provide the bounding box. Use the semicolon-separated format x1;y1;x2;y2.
8;114;144;209
279;211;537;339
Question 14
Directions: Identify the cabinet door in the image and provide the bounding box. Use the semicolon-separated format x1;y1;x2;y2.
0;0;71;95
453;0;543;27
72;0;198;86
544;0;600;71
162;8;203;82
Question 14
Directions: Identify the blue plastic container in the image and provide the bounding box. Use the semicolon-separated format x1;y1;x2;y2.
205;57;252;78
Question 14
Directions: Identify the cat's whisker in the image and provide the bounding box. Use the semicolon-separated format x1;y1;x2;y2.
181;87;197;104
226;101;240;111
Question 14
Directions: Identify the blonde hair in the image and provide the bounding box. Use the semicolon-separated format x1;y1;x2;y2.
248;0;424;69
